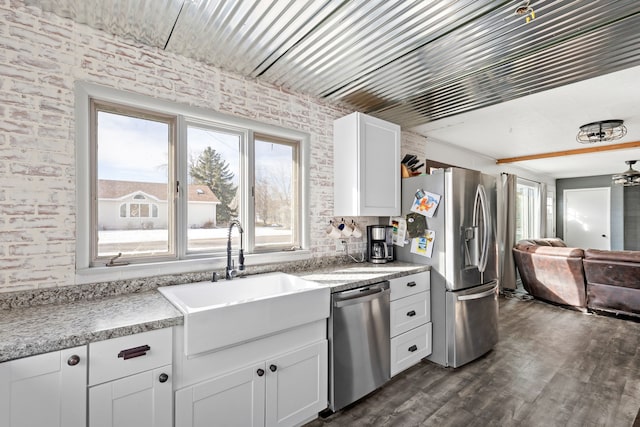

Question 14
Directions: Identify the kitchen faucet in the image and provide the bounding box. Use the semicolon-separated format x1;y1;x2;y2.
225;219;245;280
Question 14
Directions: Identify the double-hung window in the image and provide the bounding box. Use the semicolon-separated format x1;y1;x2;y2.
76;83;308;279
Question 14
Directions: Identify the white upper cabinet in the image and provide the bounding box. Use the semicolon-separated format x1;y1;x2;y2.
334;112;401;217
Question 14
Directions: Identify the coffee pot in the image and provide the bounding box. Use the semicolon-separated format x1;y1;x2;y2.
367;225;394;263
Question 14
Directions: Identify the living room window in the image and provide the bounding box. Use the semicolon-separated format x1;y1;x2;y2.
76;83;309;278
516;179;542;241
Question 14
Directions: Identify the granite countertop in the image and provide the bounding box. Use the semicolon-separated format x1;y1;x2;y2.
0;261;428;363
295;262;430;293
0;291;183;363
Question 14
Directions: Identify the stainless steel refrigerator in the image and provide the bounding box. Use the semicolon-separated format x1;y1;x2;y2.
395;167;499;368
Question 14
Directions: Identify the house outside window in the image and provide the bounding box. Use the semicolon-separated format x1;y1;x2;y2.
77;83;308;276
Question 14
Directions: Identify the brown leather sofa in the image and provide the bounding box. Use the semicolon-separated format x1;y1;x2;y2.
583;249;640;318
512;238;587;309
513;239;640;318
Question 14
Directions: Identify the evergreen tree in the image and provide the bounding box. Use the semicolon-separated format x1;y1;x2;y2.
189;147;237;224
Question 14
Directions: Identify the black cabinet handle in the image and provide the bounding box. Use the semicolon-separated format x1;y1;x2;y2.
118;345;150;360
406;281;417;287
67;355;80;366
406;310;416;317
408;345;418;352
269;364;277;372
158;373;169;383
257;368;265;377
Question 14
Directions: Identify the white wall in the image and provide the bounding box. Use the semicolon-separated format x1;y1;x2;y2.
1;1;387;292
188;203;217;228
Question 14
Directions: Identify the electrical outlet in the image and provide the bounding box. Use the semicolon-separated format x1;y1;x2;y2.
335;240;346;252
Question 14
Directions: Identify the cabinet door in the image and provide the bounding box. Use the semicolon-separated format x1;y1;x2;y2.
359;113;400;216
265;340;328;427
89;365;172;427
175;363;265;427
0;346;87;427
334;112;400;216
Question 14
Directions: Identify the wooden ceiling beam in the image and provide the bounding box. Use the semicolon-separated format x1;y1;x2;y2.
496;140;640;164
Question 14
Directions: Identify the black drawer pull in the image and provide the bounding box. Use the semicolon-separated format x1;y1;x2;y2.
118;345;150;360
158;373;169;383
408;345;418;352
67;355;81;366
269;364;278;372
406;281;417;287
406;310;416;317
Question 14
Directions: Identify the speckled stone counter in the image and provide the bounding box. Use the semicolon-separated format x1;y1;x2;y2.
294;262;430;293
0;260;428;363
0;291;182;363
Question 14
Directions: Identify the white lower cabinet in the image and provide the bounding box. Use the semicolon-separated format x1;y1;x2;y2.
389;271;432;377
0;346;87;427
175;363;265;427
89;364;172;427
174;328;328;427
265;341;327;427
88;328;173;427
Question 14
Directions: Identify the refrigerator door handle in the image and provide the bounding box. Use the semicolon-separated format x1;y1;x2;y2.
456;286;497;301
473;184;490;273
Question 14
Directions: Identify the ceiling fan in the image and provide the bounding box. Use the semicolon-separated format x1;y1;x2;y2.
612;160;640;186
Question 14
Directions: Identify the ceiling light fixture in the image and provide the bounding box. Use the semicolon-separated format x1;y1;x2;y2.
576;119;627;144
612;160;640;186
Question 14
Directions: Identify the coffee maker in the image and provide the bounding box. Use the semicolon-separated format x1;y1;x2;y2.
366;225;394;263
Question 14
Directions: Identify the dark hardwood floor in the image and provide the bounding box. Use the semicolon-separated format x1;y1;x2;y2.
306;296;640;427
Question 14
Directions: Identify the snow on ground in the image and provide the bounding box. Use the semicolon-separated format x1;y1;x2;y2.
98;227;291;243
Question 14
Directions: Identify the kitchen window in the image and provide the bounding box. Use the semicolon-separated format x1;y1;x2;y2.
93;101;175;261
76;83;309;281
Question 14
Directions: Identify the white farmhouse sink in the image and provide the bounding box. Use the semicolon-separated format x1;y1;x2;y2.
159;272;330;356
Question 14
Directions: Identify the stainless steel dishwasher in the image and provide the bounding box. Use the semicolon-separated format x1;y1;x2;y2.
328;281;390;412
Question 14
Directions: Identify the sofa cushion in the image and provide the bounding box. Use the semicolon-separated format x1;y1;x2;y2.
514;240;582;257
584;249;640;318
512;240;586;308
515;238;567;248
585;249;640;264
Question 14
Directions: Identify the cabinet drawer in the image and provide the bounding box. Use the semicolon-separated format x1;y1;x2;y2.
390;323;432;377
389;271;430;301
390;291;430;337
89;328;172;386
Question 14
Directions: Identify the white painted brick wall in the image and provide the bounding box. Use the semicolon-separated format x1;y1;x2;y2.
0;1;421;292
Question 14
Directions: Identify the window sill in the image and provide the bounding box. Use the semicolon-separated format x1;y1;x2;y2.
75;250;312;285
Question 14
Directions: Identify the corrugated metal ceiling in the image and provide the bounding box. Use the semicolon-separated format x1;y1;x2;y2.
27;0;640;129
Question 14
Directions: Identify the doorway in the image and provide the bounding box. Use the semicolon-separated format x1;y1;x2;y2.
563;187;611;249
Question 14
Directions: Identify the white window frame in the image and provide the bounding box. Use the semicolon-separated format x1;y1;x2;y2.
75;82;311;284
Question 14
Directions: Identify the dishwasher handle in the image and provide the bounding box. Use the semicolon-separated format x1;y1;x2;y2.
333;282;390;308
